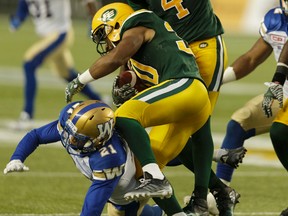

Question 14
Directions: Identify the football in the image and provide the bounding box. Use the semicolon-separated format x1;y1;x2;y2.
118;70;147;92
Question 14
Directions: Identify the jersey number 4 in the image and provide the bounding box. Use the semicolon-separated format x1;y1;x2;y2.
161;0;190;19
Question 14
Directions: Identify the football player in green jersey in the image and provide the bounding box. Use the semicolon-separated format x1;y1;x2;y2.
127;0;227;113
65;2;215;215
120;0;237;215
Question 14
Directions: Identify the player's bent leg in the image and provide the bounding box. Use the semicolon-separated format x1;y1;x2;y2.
216;120;252;184
210;186;240;216
270;122;288;171
124;172;173;201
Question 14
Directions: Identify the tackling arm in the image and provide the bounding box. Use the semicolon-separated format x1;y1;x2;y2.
262;40;288;117
272;40;288;85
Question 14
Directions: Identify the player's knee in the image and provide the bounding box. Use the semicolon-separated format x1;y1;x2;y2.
226;120;243;133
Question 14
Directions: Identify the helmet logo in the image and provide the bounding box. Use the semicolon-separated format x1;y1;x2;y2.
101;9;117;22
97;118;114;140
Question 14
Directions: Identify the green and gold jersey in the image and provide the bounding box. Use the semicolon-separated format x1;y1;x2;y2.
128;0;224;42
120;10;202;86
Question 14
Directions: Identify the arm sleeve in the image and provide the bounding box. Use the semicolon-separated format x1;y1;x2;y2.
10;120;61;162
80;178;120;216
10;0;29;29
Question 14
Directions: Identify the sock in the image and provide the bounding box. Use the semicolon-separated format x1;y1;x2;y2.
191;117;213;199
216;120;255;182
208;170;227;190
140;204;163;216
213;149;228;162
166;157;182;166
143;164;164;180
153;194;183;216
23;61;37;118
116;117;157;165
270;122;288;171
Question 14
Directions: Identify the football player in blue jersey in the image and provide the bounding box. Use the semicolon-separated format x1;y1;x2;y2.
4;100;164;216
216;1;288;215
9;0;102;131
3;99;245;216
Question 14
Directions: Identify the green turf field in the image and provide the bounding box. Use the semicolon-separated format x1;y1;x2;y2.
0;15;287;215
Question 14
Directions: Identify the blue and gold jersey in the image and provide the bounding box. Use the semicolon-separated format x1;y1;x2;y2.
8;118;137;215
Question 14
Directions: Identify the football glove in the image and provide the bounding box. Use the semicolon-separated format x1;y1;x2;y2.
3;159;29;174
65;75;85;103
9;15;22;32
262;82;283;118
219;147;247;169
112;76;138;108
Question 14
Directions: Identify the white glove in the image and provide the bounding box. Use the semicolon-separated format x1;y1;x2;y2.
3;159;29;174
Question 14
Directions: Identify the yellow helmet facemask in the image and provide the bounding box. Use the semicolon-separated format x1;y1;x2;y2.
91;3;134;55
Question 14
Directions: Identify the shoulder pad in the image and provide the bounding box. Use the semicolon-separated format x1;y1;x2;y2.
262;7;285;32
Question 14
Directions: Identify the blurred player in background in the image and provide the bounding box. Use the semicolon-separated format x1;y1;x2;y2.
9;0;102;131
216;1;288;215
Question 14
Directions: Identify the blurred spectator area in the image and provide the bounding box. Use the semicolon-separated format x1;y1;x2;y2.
0;0;89;18
212;0;277;35
0;0;278;35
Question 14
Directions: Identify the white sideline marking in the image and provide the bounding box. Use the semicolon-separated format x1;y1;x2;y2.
0;119;283;168
0;66;266;94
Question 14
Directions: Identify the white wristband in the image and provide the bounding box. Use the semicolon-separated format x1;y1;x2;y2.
222;66;236;84
78;69;95;85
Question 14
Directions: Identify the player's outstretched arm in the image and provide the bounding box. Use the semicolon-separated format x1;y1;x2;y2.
3;159;29;174
3;121;60;174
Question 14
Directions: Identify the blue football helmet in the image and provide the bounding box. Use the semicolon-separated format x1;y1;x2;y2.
58;100;115;154
280;0;288;14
